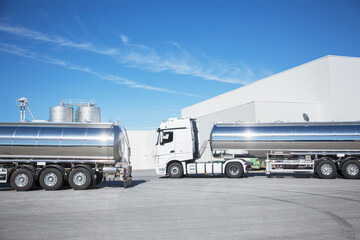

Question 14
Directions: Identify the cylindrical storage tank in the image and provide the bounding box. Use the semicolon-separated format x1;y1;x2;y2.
77;106;100;122
49;106;73;122
210;122;360;158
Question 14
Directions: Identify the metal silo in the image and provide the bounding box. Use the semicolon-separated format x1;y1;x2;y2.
77;105;100;122
49;105;74;122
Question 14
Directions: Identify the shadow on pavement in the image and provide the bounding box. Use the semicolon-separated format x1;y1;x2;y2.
160;172;345;179
96;179;148;189
0;179;149;191
0;183;11;191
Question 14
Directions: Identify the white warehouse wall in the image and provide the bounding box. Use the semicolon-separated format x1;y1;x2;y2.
254;101;322;122
127;130;157;170
182;55;334;119
329;56;360;120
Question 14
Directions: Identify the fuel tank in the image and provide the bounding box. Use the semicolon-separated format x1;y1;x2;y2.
210;121;360;158
0;122;126;164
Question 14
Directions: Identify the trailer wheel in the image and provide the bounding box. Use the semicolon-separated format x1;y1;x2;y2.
10;168;34;191
68;167;92;190
316;160;336;179
226;162;243;178
168;162;183;178
342;160;360;179
39;168;63;190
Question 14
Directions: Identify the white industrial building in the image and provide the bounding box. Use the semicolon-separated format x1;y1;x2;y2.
130;55;360;169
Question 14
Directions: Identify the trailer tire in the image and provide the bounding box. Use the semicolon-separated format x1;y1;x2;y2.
316;160;336;179
168;162;183;178
226;162;243;178
341;160;360;179
68;167;92;190
10;168;34;191
39;168;63;190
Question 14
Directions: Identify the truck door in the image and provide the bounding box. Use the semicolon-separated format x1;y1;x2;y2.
155;131;175;168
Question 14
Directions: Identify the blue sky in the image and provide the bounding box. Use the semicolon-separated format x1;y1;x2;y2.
0;0;359;129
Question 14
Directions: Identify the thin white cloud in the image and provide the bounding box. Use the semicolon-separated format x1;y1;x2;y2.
0;42;199;97
0;23;118;56
0;23;265;85
119;46;250;84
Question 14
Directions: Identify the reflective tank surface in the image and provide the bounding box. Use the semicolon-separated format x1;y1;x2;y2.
210;122;360;158
49;106;73;122
77;106;100;122
0;122;125;163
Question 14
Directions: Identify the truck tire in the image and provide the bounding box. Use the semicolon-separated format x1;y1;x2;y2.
226;162;243;178
68;167;92;190
168;162;183;178
10;168;34;191
341;160;360;179
39;168;63;190
316;160;336;179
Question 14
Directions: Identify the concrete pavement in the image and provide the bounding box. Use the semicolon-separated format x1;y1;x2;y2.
0;170;360;240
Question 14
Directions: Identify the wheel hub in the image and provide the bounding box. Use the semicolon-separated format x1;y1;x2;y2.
15;173;29;187
44;173;58;187
346;164;359;176
321;164;333;175
229;166;239;175
171;167;179;175
73;172;86;186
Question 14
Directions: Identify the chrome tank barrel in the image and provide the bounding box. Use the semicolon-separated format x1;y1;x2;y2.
0;122;125;164
210;122;360;158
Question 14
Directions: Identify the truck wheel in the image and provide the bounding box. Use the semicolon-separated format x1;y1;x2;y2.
168;163;183;178
69;167;92;190
226;162;243;178
342;160;360;179
316;161;336;179
10;168;34;191
39;168;63;190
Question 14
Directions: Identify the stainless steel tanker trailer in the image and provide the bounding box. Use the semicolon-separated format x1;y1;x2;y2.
0;122;132;191
156;118;360;179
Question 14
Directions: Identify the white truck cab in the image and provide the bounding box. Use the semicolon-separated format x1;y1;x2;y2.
155;118;248;178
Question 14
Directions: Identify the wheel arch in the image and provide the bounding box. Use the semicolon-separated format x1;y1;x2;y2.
339;156;360;167
223;159;247;173
39;165;65;176
315;156;335;167
69;164;94;181
166;160;185;174
9;164;37;182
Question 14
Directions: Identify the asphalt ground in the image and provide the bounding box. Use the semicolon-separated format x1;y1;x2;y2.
0;170;360;240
